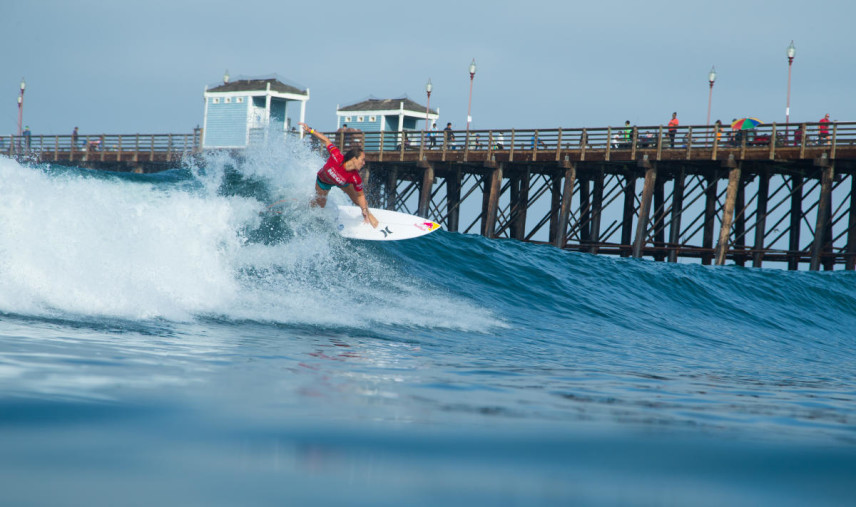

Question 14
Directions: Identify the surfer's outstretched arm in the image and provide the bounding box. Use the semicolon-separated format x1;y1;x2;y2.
299;122;331;145
343;185;379;228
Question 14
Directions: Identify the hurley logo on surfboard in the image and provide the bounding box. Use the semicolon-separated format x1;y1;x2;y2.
379;226;394;238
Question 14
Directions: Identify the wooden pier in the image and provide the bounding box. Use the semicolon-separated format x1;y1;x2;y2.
5;121;856;270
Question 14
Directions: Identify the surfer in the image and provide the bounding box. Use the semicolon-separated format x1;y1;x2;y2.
300;122;379;228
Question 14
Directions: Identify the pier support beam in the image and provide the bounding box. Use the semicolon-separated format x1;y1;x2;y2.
847;174;856;270
579;177;592;250
715;164;742;266
668;168;686;263
482;165;503;238
810;162;835;271
632;160;657;258
590;169;604;254
446;167;461;232
702;173;719;265
653;174;666;261
418;162;434;218
621;172;637;257
385;167;398;211
788;174;804;270
753;170;770;268
553;162;576;248
510;167;530;240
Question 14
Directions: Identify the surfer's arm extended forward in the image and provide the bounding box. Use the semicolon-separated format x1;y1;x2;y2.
343;185;379;228
299;122;331;145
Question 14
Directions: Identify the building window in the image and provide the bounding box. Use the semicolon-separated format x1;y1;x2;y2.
224;97;232;104
212;98;220;104
236;97;244;103
345;116;352;122
357;116;364;122
369;116;376;122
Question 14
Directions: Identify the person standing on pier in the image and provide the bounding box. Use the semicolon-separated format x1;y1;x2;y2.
819;113;830;145
23;126;32;151
72;127;79;149
299;122;379;228
444;122;455;149
668;112;679;148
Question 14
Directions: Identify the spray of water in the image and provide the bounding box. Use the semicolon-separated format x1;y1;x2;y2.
0;136;497;331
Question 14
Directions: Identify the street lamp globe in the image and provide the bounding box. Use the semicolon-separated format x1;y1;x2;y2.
469;59;477;76
223;70;230;83
20;78;26;91
426;79;432;94
708;66;716;85
787;40;796;60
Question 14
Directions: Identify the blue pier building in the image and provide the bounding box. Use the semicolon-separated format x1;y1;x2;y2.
336;97;439;149
202;73;309;149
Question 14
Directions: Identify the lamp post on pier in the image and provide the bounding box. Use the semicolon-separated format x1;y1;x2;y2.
425;78;432;132
785;40;796;142
17;78;26;137
706;66;716;144
466;59;476;131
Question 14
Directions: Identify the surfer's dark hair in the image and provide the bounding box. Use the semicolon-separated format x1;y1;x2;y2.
343;147;364;163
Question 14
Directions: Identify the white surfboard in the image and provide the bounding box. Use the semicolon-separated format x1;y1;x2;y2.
335;205;441;241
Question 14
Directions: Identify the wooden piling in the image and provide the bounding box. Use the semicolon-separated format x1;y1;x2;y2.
715;165;742;266
632;163;657;258
753;171;770;268
810;163;835;271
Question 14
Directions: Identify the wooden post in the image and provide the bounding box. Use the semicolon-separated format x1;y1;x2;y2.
702;173;718;265
655;126;663;161
799;123;807;159
555;128;563;162
846;174;856;270
653;175;666;261
532;130;539;161
714;165;742;265
788;174;803;270
134;134;140;162
511;167;530;240
668;168;686;263
685;126;693;160
418;163;434;218
150;134;155;161
605;127;611;161
446;167;462;232
54;136;59;161
553;163;575;248
753;171;770;268
482;165;503;238
621;173;637;257
632;162;657;258
379;131;386;162
711;123;720;160
509;129;516;162
579;177;591;250
769;123;777;160
385;166;397;211
734;176;746;266
810;163;835;271
580;130;587;161
590;169;604;255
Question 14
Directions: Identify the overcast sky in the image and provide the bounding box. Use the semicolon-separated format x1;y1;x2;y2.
3;0;855;135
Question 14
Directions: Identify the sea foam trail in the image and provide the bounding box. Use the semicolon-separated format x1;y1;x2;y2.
0;145;499;332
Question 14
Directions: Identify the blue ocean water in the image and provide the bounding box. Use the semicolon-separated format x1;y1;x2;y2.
1;143;855;506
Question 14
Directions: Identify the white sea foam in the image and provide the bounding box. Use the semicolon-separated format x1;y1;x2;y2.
0;143;497;331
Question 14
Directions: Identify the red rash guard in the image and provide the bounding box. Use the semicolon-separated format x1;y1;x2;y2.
316;144;363;192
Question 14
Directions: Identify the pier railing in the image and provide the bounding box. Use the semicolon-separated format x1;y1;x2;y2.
326;121;856;163
1;130;203;164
